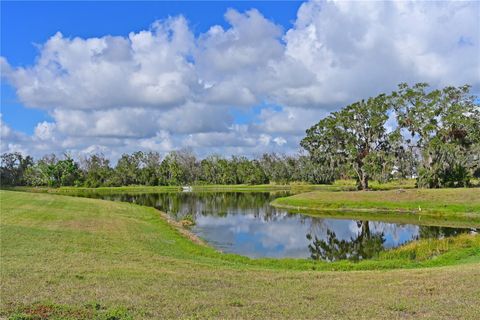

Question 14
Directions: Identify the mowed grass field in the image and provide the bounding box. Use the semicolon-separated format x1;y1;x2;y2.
1;190;480;319
271;188;480;228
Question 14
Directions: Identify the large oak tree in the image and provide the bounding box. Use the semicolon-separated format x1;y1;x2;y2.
301;94;397;190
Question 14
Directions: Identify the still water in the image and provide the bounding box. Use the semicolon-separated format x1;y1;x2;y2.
91;191;475;261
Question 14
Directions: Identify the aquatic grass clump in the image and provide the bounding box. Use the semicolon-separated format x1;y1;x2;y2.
379;233;480;262
180;214;196;227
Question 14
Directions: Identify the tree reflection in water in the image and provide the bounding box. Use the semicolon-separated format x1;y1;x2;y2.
307;221;385;261
102;191;291;221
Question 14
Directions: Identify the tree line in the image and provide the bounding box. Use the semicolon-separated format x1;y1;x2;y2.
1;83;478;189
0;151;329;187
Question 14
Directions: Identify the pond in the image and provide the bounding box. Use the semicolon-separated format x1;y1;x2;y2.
89;191;476;261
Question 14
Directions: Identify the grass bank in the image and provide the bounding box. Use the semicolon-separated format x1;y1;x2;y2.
7;185;182;195
1;190;479;319
271;188;480;228
332;178;417;190
6;184;330;193
3;179;418;195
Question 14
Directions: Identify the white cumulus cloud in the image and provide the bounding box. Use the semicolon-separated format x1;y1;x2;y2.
1;0;478;159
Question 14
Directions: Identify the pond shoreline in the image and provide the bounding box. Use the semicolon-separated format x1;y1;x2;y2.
270;203;480;229
271;188;480;227
154;207;209;248
4;186;478;261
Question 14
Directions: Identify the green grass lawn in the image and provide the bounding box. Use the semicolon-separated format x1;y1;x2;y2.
6;184;330;195
271;188;480;228
5;179;418;196
1;190;479;319
8;185;182;195
331;178;417;190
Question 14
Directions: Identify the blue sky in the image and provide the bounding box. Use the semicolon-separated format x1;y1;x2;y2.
1;1;479;159
1;1;301;135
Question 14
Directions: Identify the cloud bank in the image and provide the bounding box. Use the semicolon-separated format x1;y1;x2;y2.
2;0;479;159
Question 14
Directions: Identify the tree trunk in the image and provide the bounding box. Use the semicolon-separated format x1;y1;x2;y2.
359;171;369;190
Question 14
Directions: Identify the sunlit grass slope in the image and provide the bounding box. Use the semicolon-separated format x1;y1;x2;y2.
272;188;480;227
1;190;479;319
